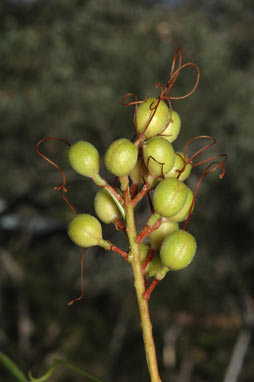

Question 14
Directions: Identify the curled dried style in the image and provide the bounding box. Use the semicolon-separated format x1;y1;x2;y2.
67;249;86;307
36;137;78;215
35;48;227;382
36;138;87;304
182;154;228;231
121;48;200;145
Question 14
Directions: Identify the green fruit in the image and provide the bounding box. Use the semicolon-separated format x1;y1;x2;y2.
105;138;138;177
143;137;175;177
94;188;121;224
168;188;194;223
160;229;197;270
161;110;181;143
144;253;163;277
129;157;145;185
165;152;192;181
148;177;160;189
68;214;102;248
136;98;170;139
149;220;179;250
153;178;188;218
139;242;151;263
68;141;100;178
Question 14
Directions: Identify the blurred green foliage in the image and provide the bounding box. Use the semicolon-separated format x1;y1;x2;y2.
0;0;253;381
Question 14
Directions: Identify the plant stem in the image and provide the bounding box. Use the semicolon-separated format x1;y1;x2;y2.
120;176;161;382
136;213;162;243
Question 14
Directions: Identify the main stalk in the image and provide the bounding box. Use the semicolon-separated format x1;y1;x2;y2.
120;177;161;382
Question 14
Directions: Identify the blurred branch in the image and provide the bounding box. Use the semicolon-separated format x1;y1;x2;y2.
0;247;24;283
163;323;183;369
17;295;35;356
0;247;34;358
222;326;252;382
223;295;253;382
177;354;194;382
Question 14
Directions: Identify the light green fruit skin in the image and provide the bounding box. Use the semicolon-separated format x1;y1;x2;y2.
68;214;102;248
161;110;181;143
149;177;160;189
149;220;179;250
168;188;194;223
129;158;145;185
143;137;175;177
68;141;100;178
142;164;159;188
165;152;192;181
136;98;170;139
153;178;188;218
94;188;121;224
139;242;151;263
160;229;197;270
105;138;138;177
145;253;163;277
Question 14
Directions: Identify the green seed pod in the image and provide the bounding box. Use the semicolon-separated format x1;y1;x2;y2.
153;178;188;218
105;138;138;177
145;253;163;277
141;164;159;189
160;229;197;270
139;242;151;263
161;110;181;143
149;220;179;250
129;157;145;185
143;137;175;177
136;98;170;139
165;152;192;181
168;188;194;223
68;214;102;248
68;141;100;178
94;188;121;224
149;177;161;189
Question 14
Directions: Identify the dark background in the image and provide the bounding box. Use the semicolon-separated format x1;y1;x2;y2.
0;1;253;381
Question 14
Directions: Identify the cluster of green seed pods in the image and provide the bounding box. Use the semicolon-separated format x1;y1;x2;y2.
36;44;228;303
66;94;197;290
135;98;196;275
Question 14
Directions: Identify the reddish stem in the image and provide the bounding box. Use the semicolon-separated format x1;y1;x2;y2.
142;249;156;272
136;218;163;244
102;182;123;204
109;243;129;261
143;278;160;301
131;180;150;208
114;217;127;234
130;183;139;199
